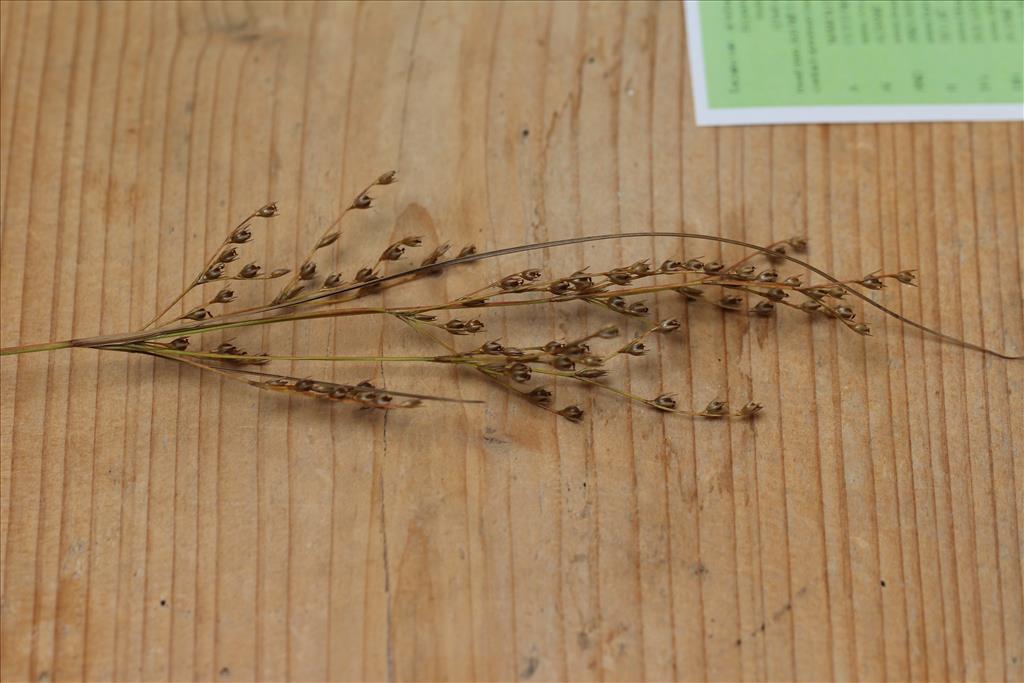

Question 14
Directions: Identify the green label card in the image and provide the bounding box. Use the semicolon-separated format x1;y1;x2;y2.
685;0;1024;125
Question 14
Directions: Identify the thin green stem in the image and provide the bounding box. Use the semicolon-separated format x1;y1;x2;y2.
0;339;74;356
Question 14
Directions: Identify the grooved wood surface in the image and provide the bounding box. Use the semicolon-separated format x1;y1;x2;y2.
1;2;1022;681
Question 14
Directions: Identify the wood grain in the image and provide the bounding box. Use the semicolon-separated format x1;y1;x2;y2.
1;2;1022;681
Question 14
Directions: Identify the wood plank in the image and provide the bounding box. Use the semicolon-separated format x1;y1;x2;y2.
1;2;1021;681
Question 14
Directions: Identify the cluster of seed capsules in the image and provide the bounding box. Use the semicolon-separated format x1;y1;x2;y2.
397;314;766;422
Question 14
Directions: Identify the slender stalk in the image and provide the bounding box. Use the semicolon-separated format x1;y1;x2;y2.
0;339;74;356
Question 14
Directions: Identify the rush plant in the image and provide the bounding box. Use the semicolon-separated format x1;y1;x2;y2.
2;171;1019;422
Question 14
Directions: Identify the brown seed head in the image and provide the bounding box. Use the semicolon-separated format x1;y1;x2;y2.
559;405;584;423
376;170;398;185
719;294;744;308
552;356;575;371
299;261;317;280
352;193;373;210
317;232;341;249
323;273;343;288
653;394;677;410
169;337;190;351
627;301;649;315
704;400;728;416
421;243;451;267
212;288;236;304
218;247;240;263
239;262;262;278
835;305;855;319
481;340;504;355
258;202;278;218
860;275;885;290
230;225;252;243
607;270;633;286
800;300;822;312
499;275;525;290
354;267;378;282
895;269;917;285
203;263;226;281
380;243;406;261
676;285;704;300
738;401;764;417
507;363;532;383
623;341;647;356
528;387;553;407
735;265;757;280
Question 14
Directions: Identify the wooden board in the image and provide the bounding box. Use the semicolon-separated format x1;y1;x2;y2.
1;2;1021;681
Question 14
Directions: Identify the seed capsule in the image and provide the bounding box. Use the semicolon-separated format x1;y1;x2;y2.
507;363;532;383
703;400;728;416
317;232;341;249
627;301;649;315
653;394;677;410
552;356;575;371
835;306;855;319
528;387;552;407
230;225;252;243
738;401;764;417
623;341;647;356
239;262;262;278
203;263;225;281
559;405;584;423
499;275;525;290
860;275;884;290
895;270;916;285
212;288;236;304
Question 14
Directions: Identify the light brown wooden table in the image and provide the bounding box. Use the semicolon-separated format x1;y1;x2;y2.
2;2;1021;681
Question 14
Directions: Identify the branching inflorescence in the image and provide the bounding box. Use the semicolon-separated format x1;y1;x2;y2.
2;171;1020;423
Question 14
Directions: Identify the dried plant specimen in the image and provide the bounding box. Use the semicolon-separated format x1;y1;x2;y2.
2;171;1019;423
